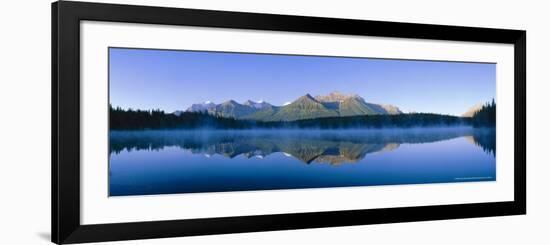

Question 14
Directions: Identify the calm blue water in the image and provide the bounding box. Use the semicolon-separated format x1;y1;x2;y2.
109;128;496;196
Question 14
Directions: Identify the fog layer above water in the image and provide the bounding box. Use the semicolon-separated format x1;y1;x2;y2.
110;127;496;164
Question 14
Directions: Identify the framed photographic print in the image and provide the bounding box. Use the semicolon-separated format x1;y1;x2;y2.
52;1;526;244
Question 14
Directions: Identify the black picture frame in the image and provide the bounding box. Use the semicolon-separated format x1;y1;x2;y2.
52;1;526;244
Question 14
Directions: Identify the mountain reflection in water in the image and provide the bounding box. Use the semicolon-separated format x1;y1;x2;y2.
109;127;495;165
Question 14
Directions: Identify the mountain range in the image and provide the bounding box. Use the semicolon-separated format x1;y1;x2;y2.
179;92;403;121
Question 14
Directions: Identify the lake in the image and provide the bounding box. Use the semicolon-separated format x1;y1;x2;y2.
109;127;496;196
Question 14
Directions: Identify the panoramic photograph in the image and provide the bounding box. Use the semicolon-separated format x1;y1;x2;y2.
108;47;496;197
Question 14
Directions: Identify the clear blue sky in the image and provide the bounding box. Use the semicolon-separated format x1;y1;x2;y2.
109;47;495;116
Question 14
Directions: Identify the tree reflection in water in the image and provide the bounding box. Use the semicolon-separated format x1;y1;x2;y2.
110;128;496;165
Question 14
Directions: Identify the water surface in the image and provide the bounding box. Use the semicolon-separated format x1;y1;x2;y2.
109;128;496;196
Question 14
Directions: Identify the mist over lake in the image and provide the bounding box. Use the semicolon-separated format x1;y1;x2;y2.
109;127;496;196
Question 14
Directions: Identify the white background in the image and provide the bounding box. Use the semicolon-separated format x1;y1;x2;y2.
0;0;548;244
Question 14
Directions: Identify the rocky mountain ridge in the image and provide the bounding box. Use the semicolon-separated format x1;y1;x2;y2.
183;92;403;121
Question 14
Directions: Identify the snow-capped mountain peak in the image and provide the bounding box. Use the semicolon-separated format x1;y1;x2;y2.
243;100;271;109
186;101;216;112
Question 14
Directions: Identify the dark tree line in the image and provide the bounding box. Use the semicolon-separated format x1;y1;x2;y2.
285;113;468;129
471;99;496;128
110;105;254;130
109;105;479;130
